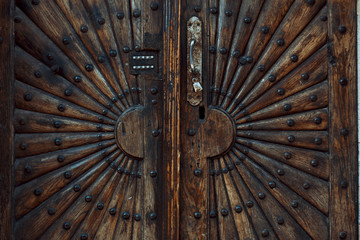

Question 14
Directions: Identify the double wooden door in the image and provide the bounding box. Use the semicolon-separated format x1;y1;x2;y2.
0;0;357;239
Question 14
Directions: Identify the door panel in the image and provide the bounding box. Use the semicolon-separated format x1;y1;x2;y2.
13;0;163;239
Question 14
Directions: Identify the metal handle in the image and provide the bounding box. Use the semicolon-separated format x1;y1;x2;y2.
190;39;197;74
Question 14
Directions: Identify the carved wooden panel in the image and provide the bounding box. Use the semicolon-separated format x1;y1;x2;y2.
13;0;163;239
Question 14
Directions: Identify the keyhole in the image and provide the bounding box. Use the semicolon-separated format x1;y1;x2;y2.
199;106;205;120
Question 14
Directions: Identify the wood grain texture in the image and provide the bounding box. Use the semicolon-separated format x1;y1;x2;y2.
0;0;14;239
328;0;358;239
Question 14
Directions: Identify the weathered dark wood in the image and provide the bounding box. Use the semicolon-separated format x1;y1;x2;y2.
328;0;358;239
0;0;14;239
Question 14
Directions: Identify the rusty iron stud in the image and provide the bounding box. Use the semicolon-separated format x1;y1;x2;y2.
258;192;265;199
310;95;318;102
220;90;227;96
85;64;94;72
291;200;298;208
244;17;251;24
239;57;247;65
220;48;227;54
97;17;105;25
74;75;82;82
268;75;276;82
14;16;22;23
80;233;88;240
62;38;70;45
215;170;221;176
313;117;322;124
64;171;71;179
277;217;285;225
32;0;40;4
124;169;130;175
150;87;158;94
222;167;228;174
339;231;347;239
194;212;202;219
80;25;88;33
97;124;103;131
287;135;295;142
341;128;349;136
320;15;328;21
47;53;54;61
261;26;270;34
277;169;285;176
228;164;234;171
290;54;298;62
209;210;217;218
305;0;315;5
117;167;124;174
284;152;292;159
232;50;241;58
108;208;116;215
339;77;348;86
133;10;141;18
110;162;116;169
24;93;32;101
73;184;81;192
152;129;159;137
53;120;62;128
194;6;201;12
122;212;130;220
210;7;218;14
338;25;347;34
277;88;285;95
235;205;242;213
194;169;202;177
269;181;276;188
24;165;32;174
314;138;322;145
341;180;348;189
48;207;56;215
117;11;125;19
246;56;253;63
110;50;117;57
301;72;309;80
98;56;105;63
111;97;118;103
246;201;254;208
34;71;42;78
134;213;141;221
225;10;232;16
283;104;292;111
102;109;108;115
64;89;72;96
311;159;319;167
257;65;265;72
302;182;310;189
98;142;103;148
57;155;65;162
262;229;269;237
277;39;285;46
63;222;71;230
150;2;159;10
221;208;228;216
152;99;158;105
131;87;137;93
34;188;43;196
20;142;28;150
55;138;62;146
124;89;130;95
150;212;157;220
209;46;216;53
150;170;157;177
210;169;215;176
85;195;92;202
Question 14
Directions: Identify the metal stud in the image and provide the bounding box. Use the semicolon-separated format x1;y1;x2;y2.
150;2;159;10
194;6;201;12
232;51;241;58
339;77;348;86
34;71;42;78
277;39;285;46
277;169;285;176
150;170;157;177
85;195;92;202
110;50;117;57
310;95;318;102
24;93;33;101
48;207;56;215
246;201;254;208
262;229;269;237
257;65;265;72
64;171;71;179
339;231;347;239
47;53;54;61
338;25;347;34
290;54;298;62
62;38;70;45
102;109;108;115
117;11;125;19
150;87;158;94
268;75;276;82
220;48;227;54
291;200;299;208
269;181;276;188
258;192;265;199
277;217;285;225
150;212;157;220
284;152;292;159
14;16;22;23
194;211;202;219
134;213;141;221
239;57;247;65
97;17;105;25
24;165;32;174
277;88;285;95
117;167;124;174
55;138;62;146
64;89;72;96
225;10;232;16
80;233;88;240
133;10;141;18
302;182;310;189
243;17;251;24
209;46;216;53
63;222;71;230
210;7;218;14
209;210;217;218
73;184;81;192
301;72;309;80
314;138;322;145
340;180;348;189
122;211;130;220
20;142;28;150
57;155;65;162
98;56;105;63
246;56;253;63
320;15;328;21
313;117;322;124
194;169;202;177
283;104;292;111
305;0;315;6
123;46;131;53
80;25;88;33
287;135;295;142
152;129;159;137
235;205;242;213
34;188;43;196
341;128;349;136
85;64;94;72
221;208;228;216
222;167;228;174
74;75;82;82
32;0;40;5
311;159;319;167
109;207;116;215
261;26;269;34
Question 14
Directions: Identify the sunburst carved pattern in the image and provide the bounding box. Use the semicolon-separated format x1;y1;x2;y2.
207;0;329;239
13;0;159;239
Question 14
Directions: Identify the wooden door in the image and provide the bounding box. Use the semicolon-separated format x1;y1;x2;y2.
179;0;358;239
0;0;357;240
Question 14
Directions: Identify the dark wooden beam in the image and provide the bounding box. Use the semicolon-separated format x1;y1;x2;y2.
328;0;358;239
